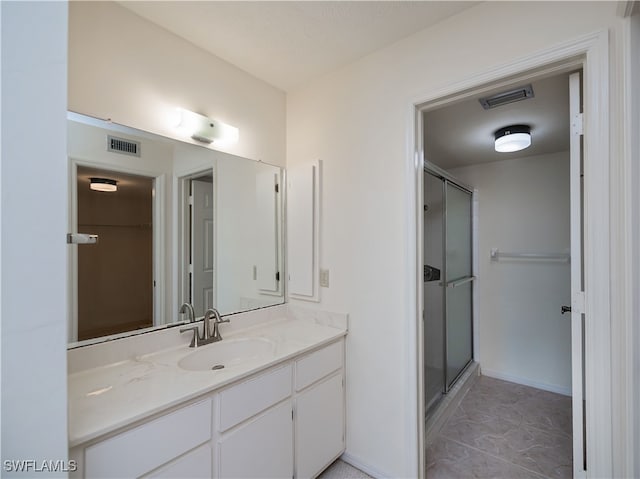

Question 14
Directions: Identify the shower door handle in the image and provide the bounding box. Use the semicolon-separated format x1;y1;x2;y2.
446;276;475;288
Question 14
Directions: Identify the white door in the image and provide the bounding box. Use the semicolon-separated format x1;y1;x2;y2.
569;71;586;478
191;179;214;318
255;168;280;292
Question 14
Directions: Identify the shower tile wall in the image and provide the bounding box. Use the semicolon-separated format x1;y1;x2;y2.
427;375;572;479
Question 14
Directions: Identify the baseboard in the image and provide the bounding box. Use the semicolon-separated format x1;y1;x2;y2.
339;452;391;479
481;368;571;396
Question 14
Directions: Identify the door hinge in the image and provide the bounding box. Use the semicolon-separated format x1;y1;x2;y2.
572;291;586;315
275;183;279;193
572;112;584;136
188;194;194;205
291;409;294;421
276;271;280;282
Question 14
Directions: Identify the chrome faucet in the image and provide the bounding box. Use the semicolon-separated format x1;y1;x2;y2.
179;302;196;323
204;308;230;342
180;307;230;348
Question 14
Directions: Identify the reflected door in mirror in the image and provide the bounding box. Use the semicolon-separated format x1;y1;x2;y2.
190;176;215;317
77;166;154;341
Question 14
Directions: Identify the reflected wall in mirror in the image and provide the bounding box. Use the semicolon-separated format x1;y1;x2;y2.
68;113;284;347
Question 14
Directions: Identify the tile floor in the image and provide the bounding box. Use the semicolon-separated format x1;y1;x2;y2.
318;459;372;479
427;375;573;479
319;376;572;479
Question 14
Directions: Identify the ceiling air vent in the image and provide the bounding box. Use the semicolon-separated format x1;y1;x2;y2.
479;84;534;110
107;135;140;157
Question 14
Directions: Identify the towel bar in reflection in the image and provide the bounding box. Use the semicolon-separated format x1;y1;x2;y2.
490;248;570;263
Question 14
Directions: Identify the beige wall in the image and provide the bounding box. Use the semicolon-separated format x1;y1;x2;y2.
68;1;286;167
450;152;572;395
287;2;621;476
1;1;69;470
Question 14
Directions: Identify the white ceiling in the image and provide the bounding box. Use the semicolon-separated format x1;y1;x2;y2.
424;72;573;170
119;1;478;91
116;1;569;171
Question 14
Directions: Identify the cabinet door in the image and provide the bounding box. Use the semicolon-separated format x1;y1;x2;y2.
219;400;293;478
145;444;212;479
295;373;345;478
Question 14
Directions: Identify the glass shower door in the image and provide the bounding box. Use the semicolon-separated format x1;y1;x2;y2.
423;172;445;410
444;182;473;390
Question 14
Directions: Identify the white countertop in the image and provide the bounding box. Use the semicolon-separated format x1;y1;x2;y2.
68;315;346;448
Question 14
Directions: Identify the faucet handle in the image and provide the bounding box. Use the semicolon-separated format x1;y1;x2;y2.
180;325;200;348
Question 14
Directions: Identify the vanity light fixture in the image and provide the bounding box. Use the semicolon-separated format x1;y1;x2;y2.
90;177;117;192
494;124;531;153
174;108;239;145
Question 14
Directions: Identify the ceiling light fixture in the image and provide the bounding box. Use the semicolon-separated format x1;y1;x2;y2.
173;108;239;145
494;125;531;153
90;177;118;192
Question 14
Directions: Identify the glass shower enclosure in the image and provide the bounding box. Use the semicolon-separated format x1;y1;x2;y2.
423;166;474;413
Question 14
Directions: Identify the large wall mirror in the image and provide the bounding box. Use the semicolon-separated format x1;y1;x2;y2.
68;112;284;347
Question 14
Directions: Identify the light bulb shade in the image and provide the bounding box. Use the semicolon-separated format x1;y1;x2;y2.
174;108;239;144
494;125;531;153
90;177;117;192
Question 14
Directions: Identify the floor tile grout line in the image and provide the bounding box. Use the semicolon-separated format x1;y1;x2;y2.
437;436;551;479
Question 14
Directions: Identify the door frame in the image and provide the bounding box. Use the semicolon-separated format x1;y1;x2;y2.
177;168;216;320
68;159;166;344
410;30;612;478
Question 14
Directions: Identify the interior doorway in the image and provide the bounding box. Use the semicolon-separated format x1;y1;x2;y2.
75;165;155;341
417;63;588;479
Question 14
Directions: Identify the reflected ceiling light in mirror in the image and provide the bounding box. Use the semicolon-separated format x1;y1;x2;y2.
494;124;531;153
90;177;117;192
173;108;239;145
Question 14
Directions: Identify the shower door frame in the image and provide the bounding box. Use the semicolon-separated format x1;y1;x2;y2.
423;161;475;400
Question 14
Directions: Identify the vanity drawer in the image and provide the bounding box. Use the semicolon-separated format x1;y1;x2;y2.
85;399;212;478
295;340;343;391
218;364;292;431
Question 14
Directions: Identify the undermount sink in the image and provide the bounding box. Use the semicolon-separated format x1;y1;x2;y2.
178;337;276;371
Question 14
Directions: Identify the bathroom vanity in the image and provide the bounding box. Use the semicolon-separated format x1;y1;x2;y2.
68;307;347;478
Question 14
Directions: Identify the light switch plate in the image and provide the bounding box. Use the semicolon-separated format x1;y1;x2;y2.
319;269;330;288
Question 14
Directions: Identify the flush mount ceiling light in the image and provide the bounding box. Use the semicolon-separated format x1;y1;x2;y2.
494;124;531;153
90;177;117;192
173;108;239;145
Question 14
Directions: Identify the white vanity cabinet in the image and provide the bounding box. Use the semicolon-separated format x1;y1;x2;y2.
70;338;345;479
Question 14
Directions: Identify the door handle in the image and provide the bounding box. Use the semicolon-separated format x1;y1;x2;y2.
561;305;571;314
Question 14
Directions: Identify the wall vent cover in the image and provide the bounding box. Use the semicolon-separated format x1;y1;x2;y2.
479;84;534;110
107;135;140;157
